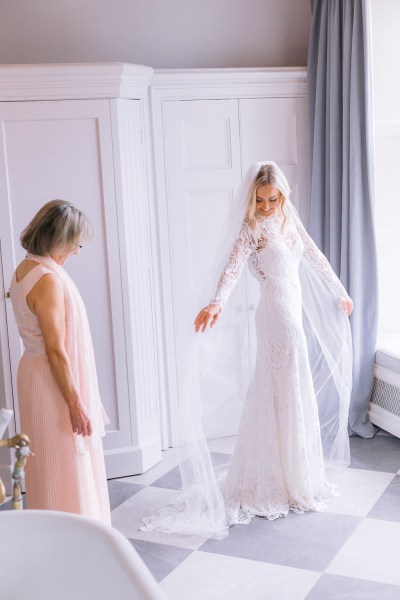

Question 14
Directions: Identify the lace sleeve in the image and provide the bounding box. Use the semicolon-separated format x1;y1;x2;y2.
297;220;350;303
210;222;255;310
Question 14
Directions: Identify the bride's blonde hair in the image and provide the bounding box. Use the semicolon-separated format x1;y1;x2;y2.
245;162;292;234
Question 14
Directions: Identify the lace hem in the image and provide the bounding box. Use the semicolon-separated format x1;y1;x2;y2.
139;495;229;540
140;482;339;537
225;482;338;526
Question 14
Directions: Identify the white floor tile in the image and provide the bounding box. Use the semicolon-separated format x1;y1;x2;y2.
111;486;207;550
324;468;394;517
160;551;320;600
116;447;179;486
326;518;400;586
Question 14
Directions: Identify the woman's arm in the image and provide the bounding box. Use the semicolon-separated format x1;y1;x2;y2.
195;222;255;332
28;274;92;436
297;220;353;316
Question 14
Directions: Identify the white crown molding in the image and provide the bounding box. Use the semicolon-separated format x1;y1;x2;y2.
0;62;154;101
153;66;307;84
151;67;307;100
0;64;307;102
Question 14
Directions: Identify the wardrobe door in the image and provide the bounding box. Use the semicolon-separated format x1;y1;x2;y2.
0;99;159;477
162;99;252;439
239;97;309;224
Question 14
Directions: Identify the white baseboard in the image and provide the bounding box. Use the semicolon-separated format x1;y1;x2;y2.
104;437;162;479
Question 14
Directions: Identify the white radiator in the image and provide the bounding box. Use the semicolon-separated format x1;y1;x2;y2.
369;349;400;438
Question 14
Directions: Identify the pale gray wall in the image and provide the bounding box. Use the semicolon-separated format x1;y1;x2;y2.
0;0;311;68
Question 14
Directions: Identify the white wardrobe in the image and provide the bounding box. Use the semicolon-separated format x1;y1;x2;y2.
0;64;308;485
0;64;161;483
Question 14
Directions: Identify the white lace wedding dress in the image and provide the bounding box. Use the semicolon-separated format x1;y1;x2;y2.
209;211;350;525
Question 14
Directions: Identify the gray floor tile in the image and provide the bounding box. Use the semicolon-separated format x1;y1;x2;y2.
128;538;193;582
305;573;400;600
150;464;182;490
199;510;361;572
150;452;231;490
349;434;400;473
367;475;400;522
210;452;233;467
107;480;144;510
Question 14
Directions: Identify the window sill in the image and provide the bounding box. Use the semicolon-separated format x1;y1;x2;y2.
376;335;400;375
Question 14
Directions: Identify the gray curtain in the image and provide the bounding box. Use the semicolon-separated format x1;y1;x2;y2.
308;0;377;437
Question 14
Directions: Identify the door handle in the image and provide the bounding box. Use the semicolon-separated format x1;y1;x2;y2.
5;291;10;299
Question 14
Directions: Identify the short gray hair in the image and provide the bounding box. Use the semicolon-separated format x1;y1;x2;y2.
20;200;93;256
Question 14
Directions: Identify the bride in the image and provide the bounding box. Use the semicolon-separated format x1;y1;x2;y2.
194;161;352;525
142;161;353;538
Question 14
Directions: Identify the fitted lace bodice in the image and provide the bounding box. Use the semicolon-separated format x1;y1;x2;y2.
210;212;349;310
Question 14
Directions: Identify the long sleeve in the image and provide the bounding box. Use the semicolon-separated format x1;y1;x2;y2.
210;222;255;310
297;220;350;303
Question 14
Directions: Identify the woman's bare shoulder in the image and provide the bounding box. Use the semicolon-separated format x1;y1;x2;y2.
25;268;63;301
27;271;64;315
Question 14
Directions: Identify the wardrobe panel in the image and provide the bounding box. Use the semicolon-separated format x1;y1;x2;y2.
162;99;251;439
239;97;309;225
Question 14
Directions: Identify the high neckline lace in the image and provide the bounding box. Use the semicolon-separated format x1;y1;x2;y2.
258;211;283;230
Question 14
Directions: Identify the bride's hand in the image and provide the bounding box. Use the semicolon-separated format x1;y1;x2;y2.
341;297;353;316
194;304;221;332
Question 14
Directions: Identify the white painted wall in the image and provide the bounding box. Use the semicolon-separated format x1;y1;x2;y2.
0;0;311;68
370;0;400;345
370;0;400;121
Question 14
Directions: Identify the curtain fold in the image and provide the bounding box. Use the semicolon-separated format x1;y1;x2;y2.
308;0;377;437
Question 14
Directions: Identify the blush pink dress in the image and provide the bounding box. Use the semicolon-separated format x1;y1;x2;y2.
10;260;111;525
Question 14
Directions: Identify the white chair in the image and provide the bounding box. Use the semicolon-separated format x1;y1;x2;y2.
0;510;167;600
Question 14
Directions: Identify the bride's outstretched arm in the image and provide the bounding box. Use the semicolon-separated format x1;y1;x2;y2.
296;220;353;315
210;222;255;309
194;222;255;332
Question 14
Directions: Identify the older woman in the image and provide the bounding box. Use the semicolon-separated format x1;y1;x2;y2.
9;200;110;524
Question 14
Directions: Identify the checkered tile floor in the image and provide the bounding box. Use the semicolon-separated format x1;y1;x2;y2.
2;429;400;599
110;430;400;599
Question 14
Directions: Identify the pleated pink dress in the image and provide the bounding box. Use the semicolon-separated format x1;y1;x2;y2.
10;262;111;525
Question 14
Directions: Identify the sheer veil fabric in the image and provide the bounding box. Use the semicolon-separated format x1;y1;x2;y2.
141;162;352;540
